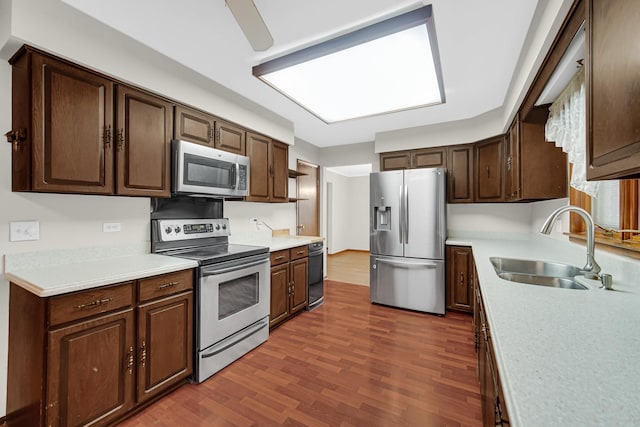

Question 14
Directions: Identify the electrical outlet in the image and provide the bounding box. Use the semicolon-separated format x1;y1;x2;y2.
10;220;40;242
249;218;258;223
103;222;122;233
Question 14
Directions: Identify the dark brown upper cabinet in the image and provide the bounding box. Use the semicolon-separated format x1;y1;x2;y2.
475;136;505;202
380;151;410;170
116;85;172;197
447;144;474;203
174;105;246;155
506;115;567;201
9;47;115;195
586;0;640;179
411;147;447;169
8;46;172;197
245;132;288;202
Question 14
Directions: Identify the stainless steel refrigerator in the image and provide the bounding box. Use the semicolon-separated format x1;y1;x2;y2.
370;168;446;315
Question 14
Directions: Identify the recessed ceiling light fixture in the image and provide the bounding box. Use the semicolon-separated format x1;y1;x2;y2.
253;5;445;123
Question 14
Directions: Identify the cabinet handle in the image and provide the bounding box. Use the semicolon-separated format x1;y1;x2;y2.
486;165;490;178
157;281;179;289
140;341;147;368
296;251;304;255
117;129;125;151
460;272;464;286
103;125;112;148
275;255;285;260
127;346;134;375
76;297;113;309
215;128;221;143
207;124;213;143
5;128;26;152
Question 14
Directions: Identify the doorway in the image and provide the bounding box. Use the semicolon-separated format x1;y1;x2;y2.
296;160;320;236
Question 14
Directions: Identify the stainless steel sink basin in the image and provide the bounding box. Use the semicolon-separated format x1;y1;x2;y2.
497;272;587;290
490;257;588;290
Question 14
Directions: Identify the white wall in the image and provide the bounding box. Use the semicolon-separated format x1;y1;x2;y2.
324;171;369;254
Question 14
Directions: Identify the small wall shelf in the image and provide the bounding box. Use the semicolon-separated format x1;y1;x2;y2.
288;169;307;178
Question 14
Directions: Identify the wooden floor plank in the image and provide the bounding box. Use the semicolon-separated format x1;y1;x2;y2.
327;251;369;286
118;280;481;426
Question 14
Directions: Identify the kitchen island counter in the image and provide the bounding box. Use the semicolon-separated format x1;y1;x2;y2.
446;234;640;426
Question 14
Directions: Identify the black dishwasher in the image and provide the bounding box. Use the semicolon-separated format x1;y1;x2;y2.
307;241;324;310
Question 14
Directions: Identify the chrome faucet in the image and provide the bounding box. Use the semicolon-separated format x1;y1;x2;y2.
540;206;602;280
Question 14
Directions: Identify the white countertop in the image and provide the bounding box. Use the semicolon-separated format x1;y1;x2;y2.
447;234;640;426
4;245;198;297
230;234;324;252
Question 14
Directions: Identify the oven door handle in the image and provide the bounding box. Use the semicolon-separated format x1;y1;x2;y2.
201;318;269;358
201;258;269;276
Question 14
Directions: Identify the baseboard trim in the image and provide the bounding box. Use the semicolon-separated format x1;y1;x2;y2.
328;249;370;256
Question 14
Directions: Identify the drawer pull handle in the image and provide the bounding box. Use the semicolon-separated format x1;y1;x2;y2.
296;251;304;255
275;256;285;260
157;281;179;289
76;298;113;309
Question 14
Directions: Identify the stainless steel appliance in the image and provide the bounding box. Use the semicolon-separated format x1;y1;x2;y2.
307;241;324;310
172;139;250;198
370;168;446;314
152;216;270;383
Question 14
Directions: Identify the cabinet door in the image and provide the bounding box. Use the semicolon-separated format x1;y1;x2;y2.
411;147;447;169
270;140;289;202
475;136;505;202
47;309;135;427
505;119;521;201
447;145;474;203
30;52;114;194
174;105;214;146
246;132;271;201
270;264;290;328
116;85;172;197
290;258;308;314
587;0;640;179
380;151;410;171
137;291;193;404
215;120;246;155
446;246;473;313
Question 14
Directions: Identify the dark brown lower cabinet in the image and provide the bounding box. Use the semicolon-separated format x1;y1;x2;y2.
269;246;308;329
6;269;194;427
446;245;474;313
475;285;510;426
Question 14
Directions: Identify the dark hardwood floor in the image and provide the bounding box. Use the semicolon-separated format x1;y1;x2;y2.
119;280;481;426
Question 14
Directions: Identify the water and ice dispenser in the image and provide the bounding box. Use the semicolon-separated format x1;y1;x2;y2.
373;205;391;231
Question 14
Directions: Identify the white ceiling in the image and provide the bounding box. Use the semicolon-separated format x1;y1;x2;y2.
61;0;540;148
326;164;373;178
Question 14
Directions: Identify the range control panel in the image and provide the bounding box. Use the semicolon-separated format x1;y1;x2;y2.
158;218;230;241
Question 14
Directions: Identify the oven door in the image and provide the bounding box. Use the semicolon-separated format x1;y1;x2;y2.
199;254;270;348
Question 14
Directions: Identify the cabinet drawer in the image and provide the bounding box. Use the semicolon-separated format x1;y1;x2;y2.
270;250;290;266
290;245;308;260
49;282;134;327
139;269;194;302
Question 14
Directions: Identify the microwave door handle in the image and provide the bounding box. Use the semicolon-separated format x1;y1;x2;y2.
233;163;239;189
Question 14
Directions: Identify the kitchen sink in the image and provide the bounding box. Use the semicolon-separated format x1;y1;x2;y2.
490;257;588;290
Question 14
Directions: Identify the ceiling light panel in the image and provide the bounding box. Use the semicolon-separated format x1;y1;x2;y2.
253;5;444;123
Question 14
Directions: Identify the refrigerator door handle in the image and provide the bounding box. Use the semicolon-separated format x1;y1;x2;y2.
399;185;404;244
375;258;438;269
404;185;409;244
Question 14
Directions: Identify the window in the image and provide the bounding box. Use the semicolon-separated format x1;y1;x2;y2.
570;170;640;254
252;6;445;123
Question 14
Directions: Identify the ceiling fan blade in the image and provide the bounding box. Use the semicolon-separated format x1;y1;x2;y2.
225;0;274;51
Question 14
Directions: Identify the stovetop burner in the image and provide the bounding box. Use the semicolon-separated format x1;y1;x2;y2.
164;243;268;265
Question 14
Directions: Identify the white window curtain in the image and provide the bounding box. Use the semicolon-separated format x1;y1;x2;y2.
545;68;599;197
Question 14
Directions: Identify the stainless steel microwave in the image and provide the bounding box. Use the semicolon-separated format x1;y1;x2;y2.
172;140;250;197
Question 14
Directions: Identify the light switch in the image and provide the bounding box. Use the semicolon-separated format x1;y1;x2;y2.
10;221;40;241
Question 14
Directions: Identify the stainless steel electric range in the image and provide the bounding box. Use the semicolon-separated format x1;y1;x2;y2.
152;215;270;383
